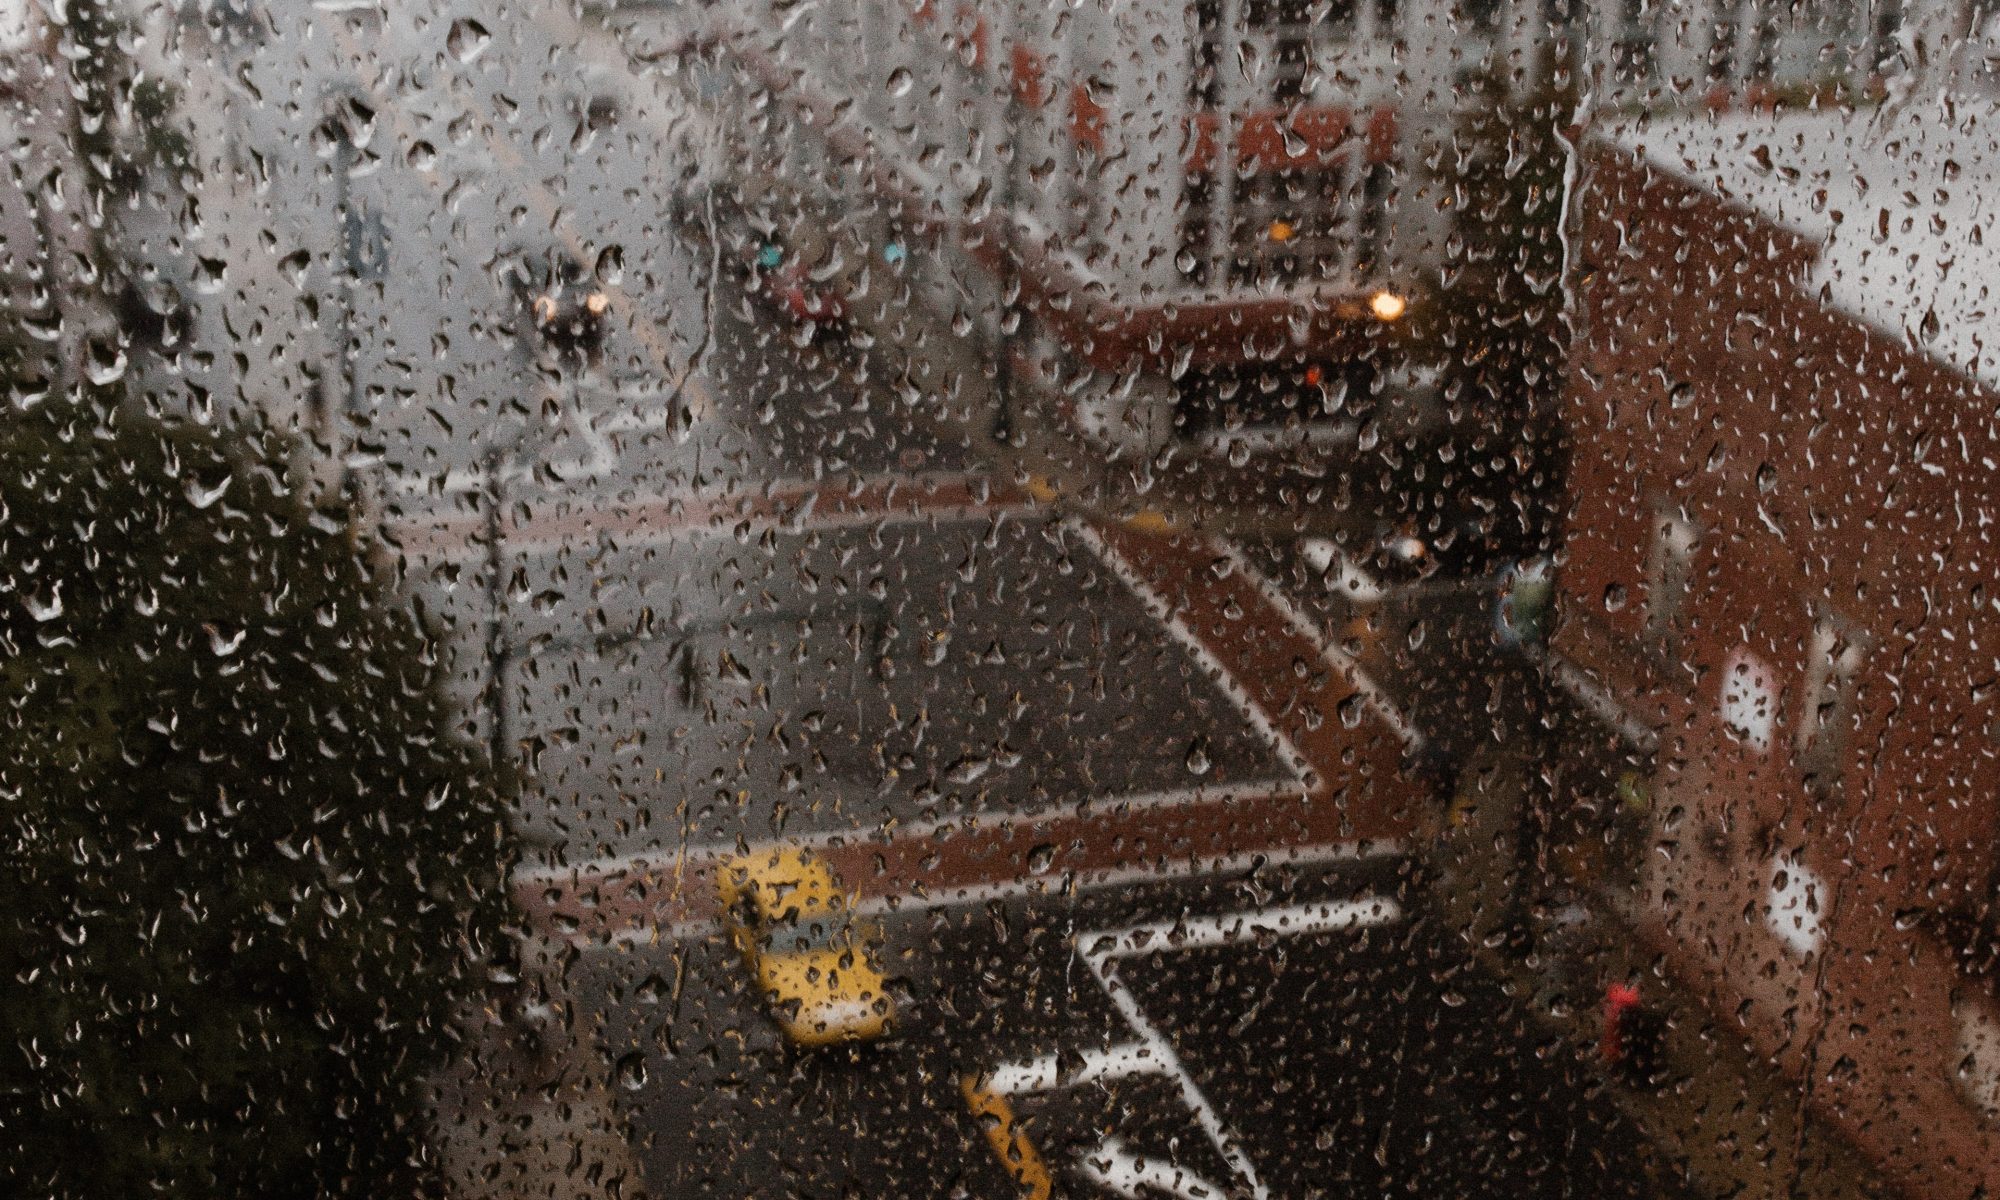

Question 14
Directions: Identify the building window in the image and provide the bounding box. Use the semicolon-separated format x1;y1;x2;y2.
1765;851;1826;957
1721;647;1777;754
1242;0;1357;104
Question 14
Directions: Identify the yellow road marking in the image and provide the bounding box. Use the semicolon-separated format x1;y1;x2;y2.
961;1074;1053;1200
1121;508;1175;534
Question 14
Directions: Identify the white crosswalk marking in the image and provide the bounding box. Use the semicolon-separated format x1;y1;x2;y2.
982;1043;1167;1097
1073;895;1404;1200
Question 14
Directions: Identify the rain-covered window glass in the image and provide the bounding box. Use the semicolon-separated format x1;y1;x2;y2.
10;0;2000;1198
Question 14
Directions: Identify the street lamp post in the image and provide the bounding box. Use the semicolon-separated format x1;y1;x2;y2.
484;325;597;792
991;66;1023;446
333;131;355;483
324;103;377;496
483;443;513;785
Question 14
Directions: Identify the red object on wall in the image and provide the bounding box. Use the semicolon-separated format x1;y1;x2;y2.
1010;44;1046;107
1070;82;1106;154
1181;107;1393;174
1235;108;1349;169
952;5;988;69
1365;105;1397;163
1601;982;1641;1064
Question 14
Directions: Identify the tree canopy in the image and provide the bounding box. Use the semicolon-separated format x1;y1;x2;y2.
0;389;516;1198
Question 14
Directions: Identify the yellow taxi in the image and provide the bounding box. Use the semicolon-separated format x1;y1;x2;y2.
716;848;894;1047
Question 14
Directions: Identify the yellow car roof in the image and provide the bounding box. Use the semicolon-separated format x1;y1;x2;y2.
717;848;845;924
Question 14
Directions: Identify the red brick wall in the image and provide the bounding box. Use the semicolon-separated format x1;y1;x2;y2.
1557;142;2000;1198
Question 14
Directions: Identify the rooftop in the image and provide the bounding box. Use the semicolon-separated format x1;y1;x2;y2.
1607;85;2000;392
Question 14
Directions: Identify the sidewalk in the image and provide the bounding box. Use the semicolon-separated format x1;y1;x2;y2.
1425;752;1897;1200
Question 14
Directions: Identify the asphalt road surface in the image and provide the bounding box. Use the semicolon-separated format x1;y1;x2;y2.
498;507;1297;858
140;7;1686;1197
583;856;1693;1200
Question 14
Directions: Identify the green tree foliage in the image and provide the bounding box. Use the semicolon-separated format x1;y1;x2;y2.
0;388;517;1198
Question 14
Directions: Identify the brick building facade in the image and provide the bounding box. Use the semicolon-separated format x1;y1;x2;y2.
1552;106;2000;1196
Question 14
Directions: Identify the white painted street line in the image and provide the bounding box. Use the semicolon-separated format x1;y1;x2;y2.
1219;544;1425;753
1083;896;1403;961
1076;893;1405;1200
583;836;1406;952
389;471;1036;562
1068;518;1315;782
1079;1138;1228;1200
983;1043;1165;1097
852;838;1405;920
1299;537;1386;606
513;779;1307;889
1082;947;1273;1200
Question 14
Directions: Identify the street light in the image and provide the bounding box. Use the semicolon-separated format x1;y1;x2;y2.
1369;289;1408;322
485;258;611;784
991;46;1024;446
483;442;513;786
322;93;386;495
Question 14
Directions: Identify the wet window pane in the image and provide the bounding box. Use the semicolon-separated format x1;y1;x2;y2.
6;1;1999;1198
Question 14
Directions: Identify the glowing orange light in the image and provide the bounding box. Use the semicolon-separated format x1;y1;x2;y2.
1368;290;1407;322
1267;220;1295;243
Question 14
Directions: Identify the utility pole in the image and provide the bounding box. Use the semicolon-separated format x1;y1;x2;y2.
485;311;594;791
990;44;1023;447
484;444;513;786
330;117;373;495
333;129;356;486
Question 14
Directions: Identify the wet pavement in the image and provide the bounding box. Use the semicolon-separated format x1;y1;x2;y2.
582;855;1695;1200
132;6;1867;1199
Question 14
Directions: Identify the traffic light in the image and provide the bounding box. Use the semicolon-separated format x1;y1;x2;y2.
1601;981;1667;1087
513;249;607;362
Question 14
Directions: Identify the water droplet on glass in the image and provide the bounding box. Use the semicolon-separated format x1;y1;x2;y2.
1185;739;1212;775
446;18;491;64
615;1052;648;1091
1338;694;1365;729
185;475;231;509
25;586;62;622
86;349;126;386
